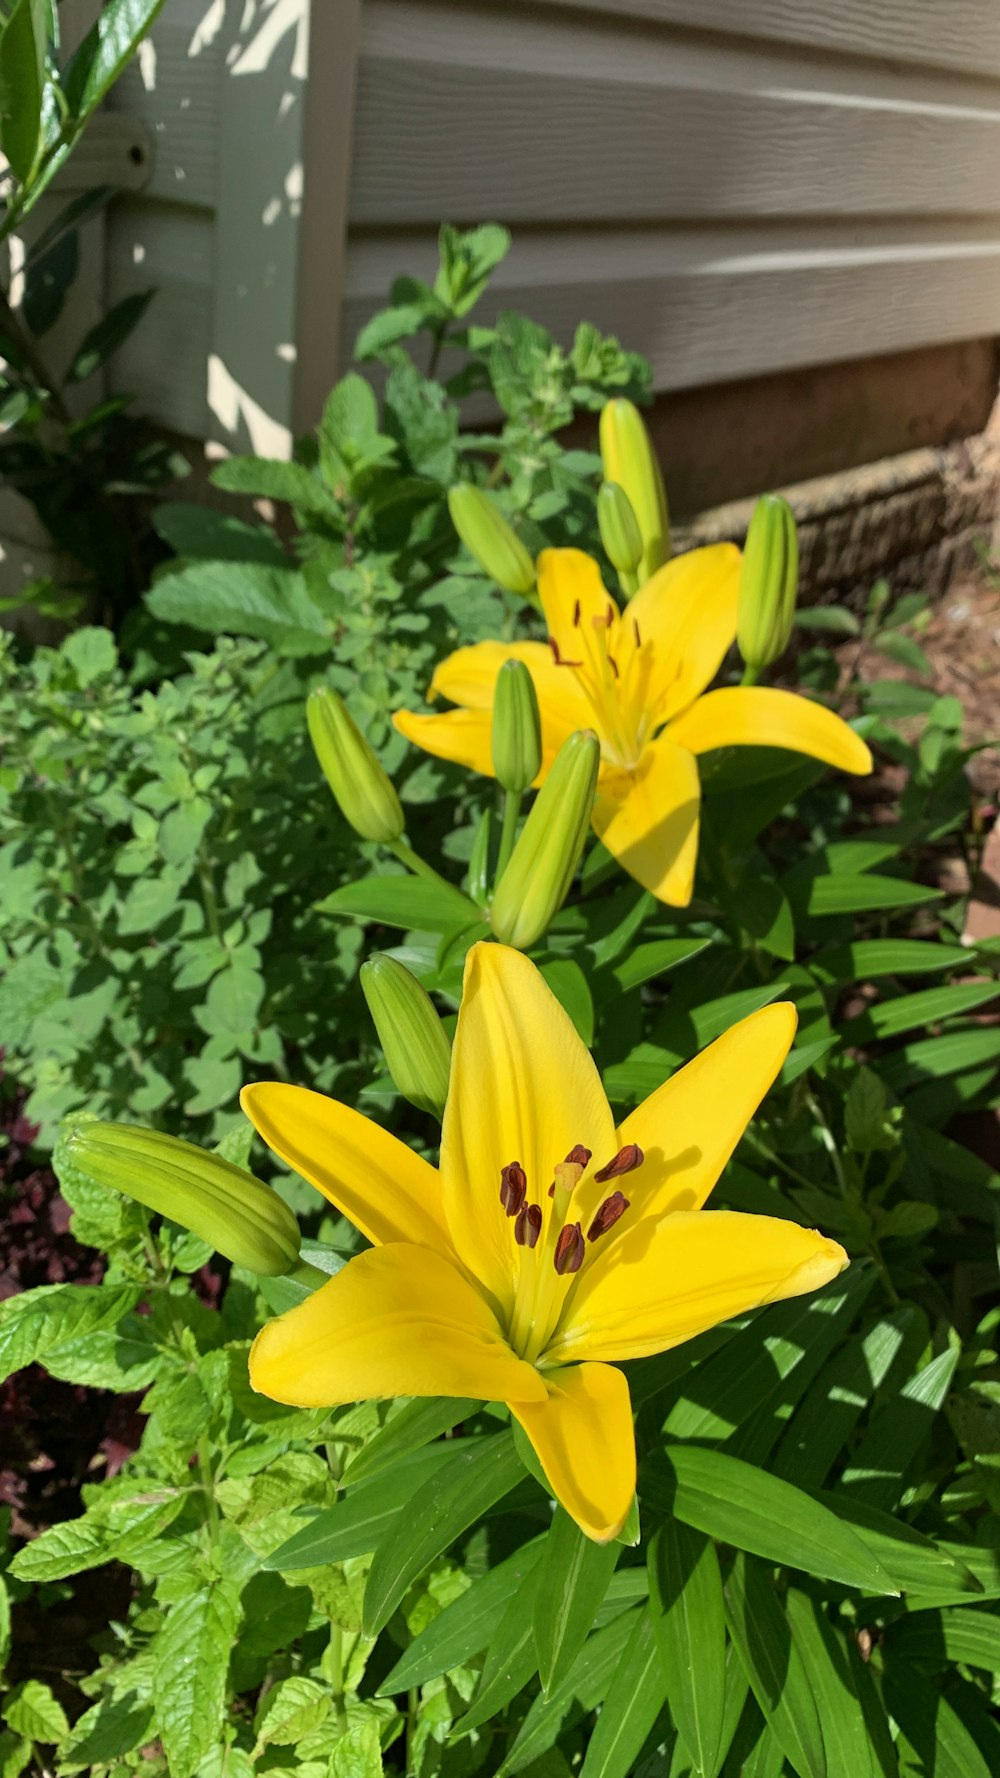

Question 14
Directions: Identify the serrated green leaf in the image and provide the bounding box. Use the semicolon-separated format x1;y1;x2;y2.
147;562;330;654
0;1283;140;1384
4;1681;68;1746
10;1489;183;1581
152;1586;241;1778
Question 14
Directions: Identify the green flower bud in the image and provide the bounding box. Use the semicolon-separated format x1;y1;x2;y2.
447;484;536;596
56;1120;301;1275
597;481;643;577
307;686;403;844
467;806;495;907
360;954;452;1119
490;730;600;949
598;399;669;585
492;658;542;794
737;494;799;676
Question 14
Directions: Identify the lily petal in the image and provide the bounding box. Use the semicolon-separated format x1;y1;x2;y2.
592;732;701;905
629;543;742;723
430;639;587;726
666;687;873;775
249;1243;547;1407
241;1083;447;1252
537;548;619;660
547;1210;848;1367
392;706;495;777
510;1361;636;1542
440;944;616;1320
576;1003;797;1230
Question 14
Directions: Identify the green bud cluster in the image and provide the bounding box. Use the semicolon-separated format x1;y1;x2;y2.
598;399;670;587
492;658;542;794
447;485;536;596
490;730;600;949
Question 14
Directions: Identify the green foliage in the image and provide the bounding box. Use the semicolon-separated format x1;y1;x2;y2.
1;225;999;1778
0;0;172;624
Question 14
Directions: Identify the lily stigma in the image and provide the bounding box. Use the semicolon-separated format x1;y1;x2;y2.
393;547;872;906
245;945;846;1542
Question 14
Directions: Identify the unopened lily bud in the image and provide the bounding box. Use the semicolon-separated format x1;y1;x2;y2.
447;484;536;597
737;494;799;677
598;400;669;585
307;687;403;844
490;730;600;949
360;953;452;1119
492;658;542;794
55;1119;301;1276
597;481;643;578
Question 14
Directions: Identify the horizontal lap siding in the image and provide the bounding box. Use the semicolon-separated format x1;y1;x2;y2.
343;0;1000;400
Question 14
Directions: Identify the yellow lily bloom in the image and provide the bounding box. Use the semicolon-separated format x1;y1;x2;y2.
244;944;846;1542
393;547;872;905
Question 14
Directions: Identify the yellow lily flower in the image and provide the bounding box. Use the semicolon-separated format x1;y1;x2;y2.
244;944;846;1543
394;547;872;905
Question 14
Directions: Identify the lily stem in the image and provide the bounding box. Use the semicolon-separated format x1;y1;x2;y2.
386;836;458;894
495;789;522;883
740;663;760;687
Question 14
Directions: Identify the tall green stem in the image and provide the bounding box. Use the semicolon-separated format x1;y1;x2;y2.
387;836;459;894
495;789;522;882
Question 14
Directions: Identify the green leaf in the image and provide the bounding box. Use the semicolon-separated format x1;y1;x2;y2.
154;501;287;566
774;1309;916;1489
888;1606;1000;1670
0;1283;140;1384
811;938;969;982
147;562;330;654
3;1680;68;1745
211;455;339;519
883;1660;993;1778
66;289;154;382
62;0;166;121
538;957;595;1046
649;1519;726;1777
9;1489;184;1581
343;1396;475;1487
578;1604;665;1778
116;872;183;935
840;980;999;1045
378;1535;544;1694
784;1589;877;1778
649;1447;896;1593
499;1610;640;1776
601;936;710;998
456;1559;545;1735
725;1555;826;1778
0;0;47;182
880;1027;1000;1093
534;1508;619;1694
840;1346;959;1509
253;1676;330;1751
804;875;943;916
152;1586;241;1778
812;1491;981;1598
363;1431;526;1636
316;874;479;931
57;1693;155;1773
265;1445;456;1571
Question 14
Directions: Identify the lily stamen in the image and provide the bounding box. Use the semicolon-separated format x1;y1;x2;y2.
553;1222;585;1274
500;1161;527;1217
594;1143;644;1183
587;1191;630;1242
515;1203;542;1248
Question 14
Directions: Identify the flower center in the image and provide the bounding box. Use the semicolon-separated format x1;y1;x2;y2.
499;1141;644;1364
548;603;653;770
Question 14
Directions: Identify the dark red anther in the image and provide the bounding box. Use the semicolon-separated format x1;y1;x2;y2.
587;1191;629;1242
499;1161;527;1217
607;653;620;679
572;598;581;627
605;603;615;627
515;1203;542;1248
594;1143;644;1184
548;635;582;669
632;618;642;648
564;1144;592;1168
554;1222;585;1275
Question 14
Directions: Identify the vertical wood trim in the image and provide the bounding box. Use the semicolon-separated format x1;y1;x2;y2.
292;0;362;436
